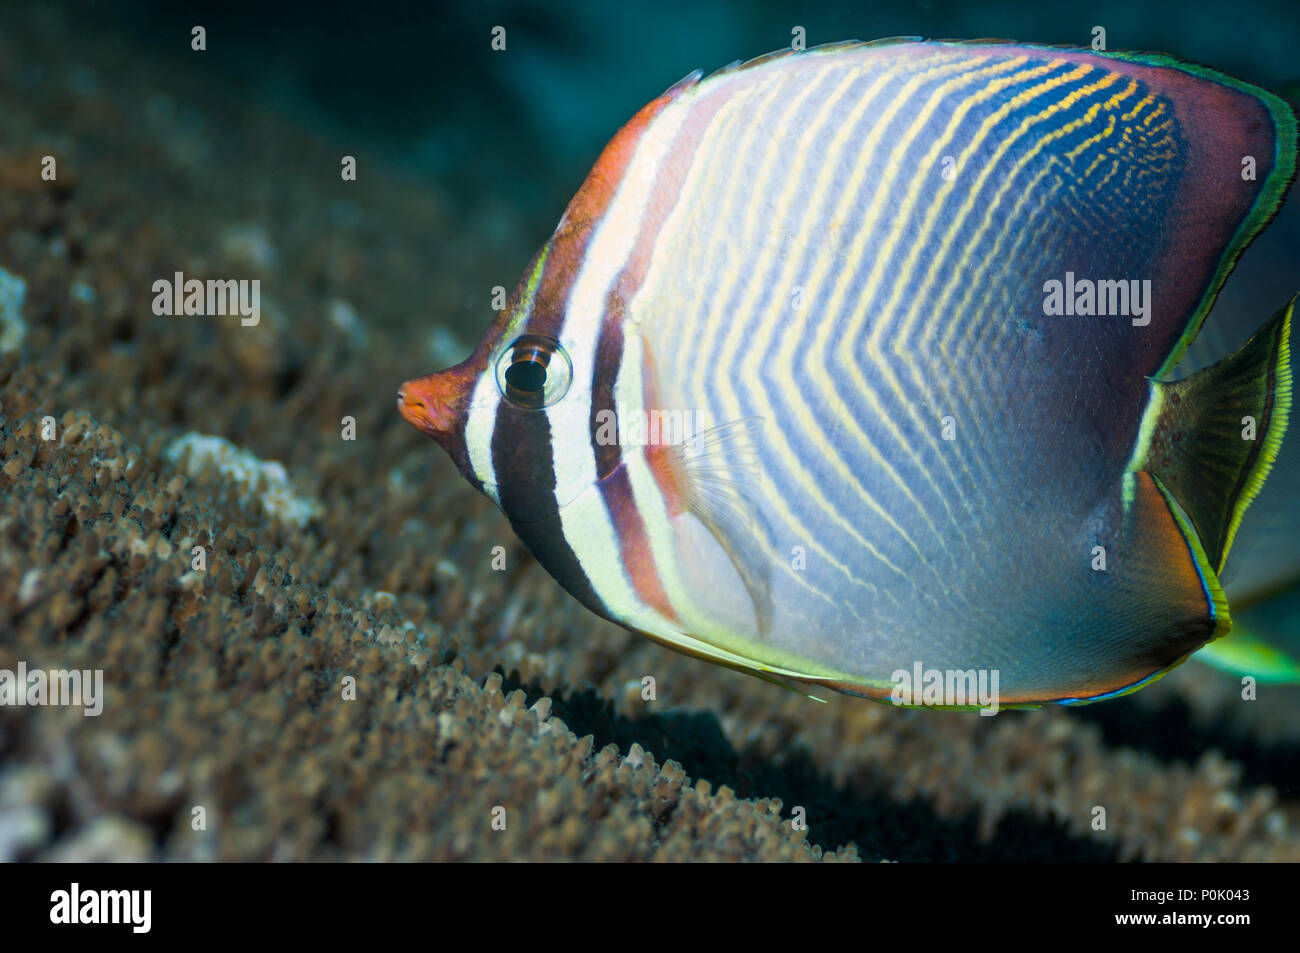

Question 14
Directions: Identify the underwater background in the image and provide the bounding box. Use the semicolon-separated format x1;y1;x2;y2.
1;0;1298;860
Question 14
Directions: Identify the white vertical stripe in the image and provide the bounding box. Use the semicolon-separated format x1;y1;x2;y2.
546;96;692;500
557;484;664;632
465;372;502;504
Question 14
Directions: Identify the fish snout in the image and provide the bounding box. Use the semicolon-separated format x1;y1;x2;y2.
398;379;440;437
398;369;473;439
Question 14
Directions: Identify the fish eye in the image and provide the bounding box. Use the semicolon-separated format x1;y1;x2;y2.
495;334;572;410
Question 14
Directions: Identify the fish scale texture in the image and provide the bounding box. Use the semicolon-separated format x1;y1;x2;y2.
0;7;1298;861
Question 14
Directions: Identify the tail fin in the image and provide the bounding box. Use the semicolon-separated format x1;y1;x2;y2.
1196;625;1300;683
1194;576;1300;683
1142;295;1294;574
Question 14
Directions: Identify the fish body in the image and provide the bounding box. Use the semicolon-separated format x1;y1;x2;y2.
400;39;1297;706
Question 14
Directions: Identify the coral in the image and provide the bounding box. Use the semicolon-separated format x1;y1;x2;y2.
164;433;320;528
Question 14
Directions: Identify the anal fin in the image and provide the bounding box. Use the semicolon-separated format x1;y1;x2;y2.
1064;471;1229;703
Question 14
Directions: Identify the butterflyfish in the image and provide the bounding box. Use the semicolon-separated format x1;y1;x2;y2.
399;39;1297;707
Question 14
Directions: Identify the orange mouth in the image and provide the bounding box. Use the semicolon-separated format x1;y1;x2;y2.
398;378;445;436
398;363;479;438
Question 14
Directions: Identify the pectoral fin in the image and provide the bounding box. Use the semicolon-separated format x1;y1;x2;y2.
654;416;776;637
